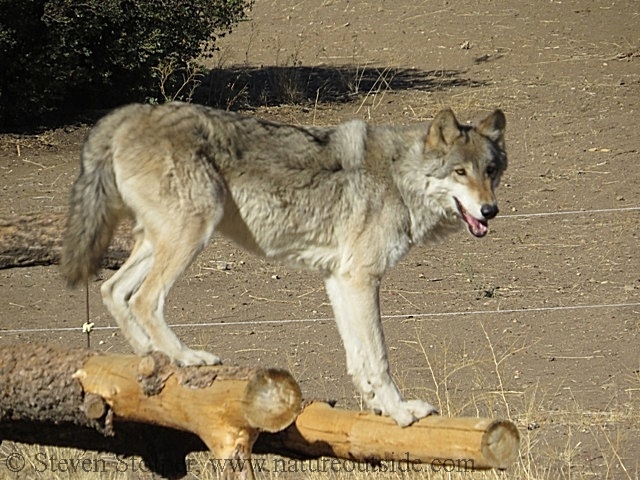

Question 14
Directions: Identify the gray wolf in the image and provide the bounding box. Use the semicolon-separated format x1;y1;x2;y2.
61;102;507;426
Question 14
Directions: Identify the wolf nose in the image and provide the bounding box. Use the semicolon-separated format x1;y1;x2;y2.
481;204;499;220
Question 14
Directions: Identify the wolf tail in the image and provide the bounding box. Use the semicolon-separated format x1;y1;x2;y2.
60;124;123;288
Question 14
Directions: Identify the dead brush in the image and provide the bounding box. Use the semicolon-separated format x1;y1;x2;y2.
152;57;205;104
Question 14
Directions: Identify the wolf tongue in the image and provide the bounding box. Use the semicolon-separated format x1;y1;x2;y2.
454;197;488;238
463;211;488;237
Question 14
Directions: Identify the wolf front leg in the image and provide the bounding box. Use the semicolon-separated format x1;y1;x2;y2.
324;272;438;426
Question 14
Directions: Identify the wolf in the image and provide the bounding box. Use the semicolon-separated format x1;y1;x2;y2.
61;102;507;426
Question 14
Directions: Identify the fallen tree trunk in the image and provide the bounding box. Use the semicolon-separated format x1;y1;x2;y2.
0;344;520;479
0;212;131;269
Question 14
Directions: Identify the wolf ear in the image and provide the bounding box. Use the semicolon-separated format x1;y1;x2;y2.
426;109;461;150
476;109;506;147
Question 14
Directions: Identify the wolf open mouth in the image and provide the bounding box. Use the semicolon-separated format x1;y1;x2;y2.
454;197;488;238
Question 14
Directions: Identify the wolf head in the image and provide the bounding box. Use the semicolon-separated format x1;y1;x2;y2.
421;108;507;238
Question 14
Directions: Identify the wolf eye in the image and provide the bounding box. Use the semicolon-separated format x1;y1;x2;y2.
455;168;466;176
486;165;497;176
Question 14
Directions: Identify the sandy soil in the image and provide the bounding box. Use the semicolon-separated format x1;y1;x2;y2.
0;1;638;478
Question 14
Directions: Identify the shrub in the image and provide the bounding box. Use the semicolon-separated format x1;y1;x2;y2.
0;0;251;129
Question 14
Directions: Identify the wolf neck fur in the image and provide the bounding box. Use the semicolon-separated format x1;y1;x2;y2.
387;128;461;245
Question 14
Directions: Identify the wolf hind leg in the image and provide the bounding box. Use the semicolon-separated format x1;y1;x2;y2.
101;225;154;355
128;214;221;366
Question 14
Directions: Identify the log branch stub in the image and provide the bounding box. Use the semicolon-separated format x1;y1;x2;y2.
83;393;107;420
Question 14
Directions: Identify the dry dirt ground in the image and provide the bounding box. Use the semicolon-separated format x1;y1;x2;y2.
0;1;639;479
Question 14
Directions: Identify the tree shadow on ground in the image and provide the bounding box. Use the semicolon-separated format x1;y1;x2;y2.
194;64;486;110
1;65;484;133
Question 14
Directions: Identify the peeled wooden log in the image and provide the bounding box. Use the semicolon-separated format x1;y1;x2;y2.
256;401;520;470
0;212;131;269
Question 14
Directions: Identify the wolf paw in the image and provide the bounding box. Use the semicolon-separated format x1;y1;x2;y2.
387;399;439;427
174;348;222;367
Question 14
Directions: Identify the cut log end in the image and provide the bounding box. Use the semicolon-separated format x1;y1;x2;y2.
482;419;521;469
243;369;302;432
83;393;107;420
